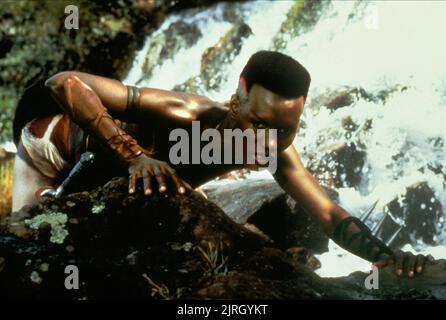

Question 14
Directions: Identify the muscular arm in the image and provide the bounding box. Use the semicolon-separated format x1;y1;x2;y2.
44;71;195;195
273;145;349;236
273;145;393;262
45;71;227;125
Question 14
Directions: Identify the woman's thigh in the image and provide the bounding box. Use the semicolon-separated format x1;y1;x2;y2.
12;139;54;212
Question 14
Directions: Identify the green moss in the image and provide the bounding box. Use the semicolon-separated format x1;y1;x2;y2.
25;212;69;244
91;202;105;214
282;0;306;33
30;270;43;284
173;76;203;95
0;89;16;143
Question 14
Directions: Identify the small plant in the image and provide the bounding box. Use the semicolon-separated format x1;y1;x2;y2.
196;241;228;276
142;274;184;300
0;159;13;217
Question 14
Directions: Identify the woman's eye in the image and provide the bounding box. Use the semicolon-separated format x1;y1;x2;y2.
253;122;266;129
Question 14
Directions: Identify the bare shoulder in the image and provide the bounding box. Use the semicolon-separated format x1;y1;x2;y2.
132;85;229;127
195;99;229;125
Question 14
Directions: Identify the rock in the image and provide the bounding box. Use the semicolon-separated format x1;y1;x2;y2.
272;0;332;50
203;179;336;253
1;177;264;253
327;259;446;300
1;176;445;299
203;179;284;224
307;86;374;114
307;85;409;114
199;23;252;91
195;254;446;300
306;142;367;190
379;182;444;248
173;76;204;96
374;84;409;104
173;22;252;94
140;21;203;82
0;177;264;299
286;246;321;270
300;85;409;191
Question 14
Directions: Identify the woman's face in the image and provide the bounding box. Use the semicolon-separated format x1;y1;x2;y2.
235;83;305;155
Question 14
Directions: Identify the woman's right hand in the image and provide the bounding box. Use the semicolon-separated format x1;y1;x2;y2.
128;154;192;196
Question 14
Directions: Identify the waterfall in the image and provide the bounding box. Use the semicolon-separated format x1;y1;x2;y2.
124;0;446;276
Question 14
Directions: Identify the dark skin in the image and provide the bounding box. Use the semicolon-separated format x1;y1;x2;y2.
41;71;435;278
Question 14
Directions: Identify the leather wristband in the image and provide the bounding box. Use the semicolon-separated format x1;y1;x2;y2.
332;216;394;262
126;85;141;117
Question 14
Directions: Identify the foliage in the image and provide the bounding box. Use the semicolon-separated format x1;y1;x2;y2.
142;273;185;299
196;241;228;276
0;0;169;143
0;158;13;217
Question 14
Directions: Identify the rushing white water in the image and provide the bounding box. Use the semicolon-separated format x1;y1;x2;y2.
124;0;446;276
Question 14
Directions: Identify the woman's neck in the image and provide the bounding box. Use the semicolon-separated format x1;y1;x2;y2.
217;101;238;131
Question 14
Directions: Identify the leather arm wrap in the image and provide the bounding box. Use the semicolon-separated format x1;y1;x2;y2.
332;216;394;262
87;110;144;166
62;77;145;167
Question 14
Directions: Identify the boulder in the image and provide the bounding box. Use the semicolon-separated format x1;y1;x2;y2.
307;86;373;113
0;177;264;299
1;176;445;299
140;21;203;82
203;178;336;253
306;142;367;190
272;0;332;50
379;182;444;248
306;85;409;114
325;259;446;299
199;23;252;91
173;22;252;94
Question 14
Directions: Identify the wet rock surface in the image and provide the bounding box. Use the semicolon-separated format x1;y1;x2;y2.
173;22;253;94
1;177;445;299
306;85;409;114
203;179;333;253
306;142;367;190
380;182;444;249
272;0;332;50
300;85;411;193
140;20;203;83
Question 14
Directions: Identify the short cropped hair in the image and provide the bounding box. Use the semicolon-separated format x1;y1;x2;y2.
240;51;311;99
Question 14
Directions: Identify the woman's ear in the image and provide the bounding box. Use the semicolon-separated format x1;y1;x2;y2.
238;77;248;99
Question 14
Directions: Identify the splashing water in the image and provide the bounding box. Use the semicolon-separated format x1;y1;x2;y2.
124;1;446;276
